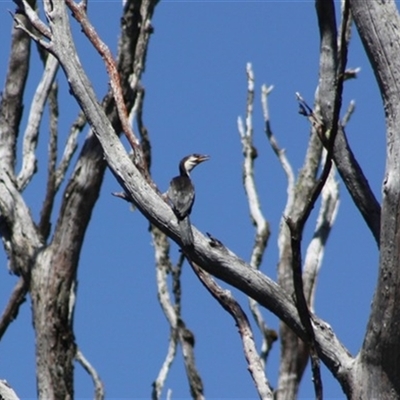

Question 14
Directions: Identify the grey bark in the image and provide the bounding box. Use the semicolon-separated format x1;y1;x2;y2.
348;0;400;397
2;0;400;398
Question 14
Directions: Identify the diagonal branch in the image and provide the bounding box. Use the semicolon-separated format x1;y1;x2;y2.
0;277;29;340
190;260;273;400
15;0;51;40
76;348;104;400
333;126;381;244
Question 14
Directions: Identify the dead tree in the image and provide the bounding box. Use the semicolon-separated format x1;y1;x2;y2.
0;0;399;399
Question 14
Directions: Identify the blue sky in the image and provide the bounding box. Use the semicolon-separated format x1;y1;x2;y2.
0;1;385;398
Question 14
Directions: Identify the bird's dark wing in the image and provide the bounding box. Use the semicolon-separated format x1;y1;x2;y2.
167;176;195;219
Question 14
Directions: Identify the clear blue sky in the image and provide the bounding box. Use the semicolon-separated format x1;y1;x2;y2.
0;1;385;398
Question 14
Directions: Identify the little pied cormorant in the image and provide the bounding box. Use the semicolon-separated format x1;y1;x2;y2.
167;154;209;247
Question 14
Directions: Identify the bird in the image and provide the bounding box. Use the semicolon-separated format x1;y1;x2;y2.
167;154;209;248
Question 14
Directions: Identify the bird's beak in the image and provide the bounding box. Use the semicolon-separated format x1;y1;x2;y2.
198;155;210;163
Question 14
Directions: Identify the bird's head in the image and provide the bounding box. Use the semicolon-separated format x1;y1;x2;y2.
180;154;210;176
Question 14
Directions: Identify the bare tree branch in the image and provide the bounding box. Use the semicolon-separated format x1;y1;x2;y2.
0;380;20;400
238;64;278;369
152;224;203;398
65;0;146;172
38;74;59;240
135;87;152;172
281;3;351;397
275;109;323;400
12;1;51;49
303;160;340;305
316;0;381;245
190;261;273;400
0;277;28;340
238;64;271;264
341;99;356;127
152;329;177;400
17;53;59;191
154;228;178;328
177;318;204;400
0;169;41;276
261;84;295;195
76;349;105;400
55;112;85;189
0;11;31;176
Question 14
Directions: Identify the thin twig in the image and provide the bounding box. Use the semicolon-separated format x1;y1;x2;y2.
76;348;105;400
341;100;356;127
261;84;295;194
152;329;178;400
135;87;152;172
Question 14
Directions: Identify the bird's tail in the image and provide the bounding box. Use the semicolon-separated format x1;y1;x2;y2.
179;216;194;247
